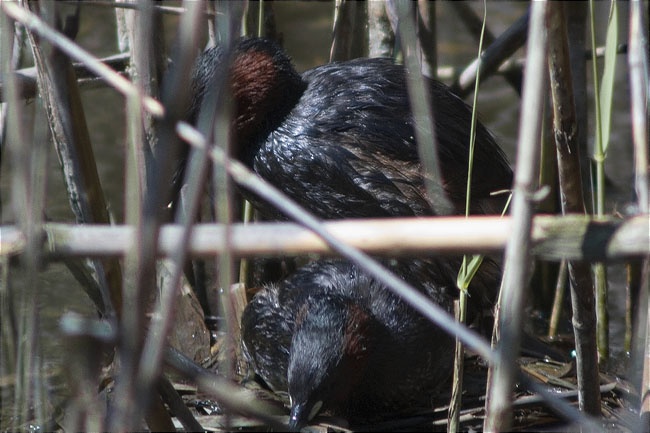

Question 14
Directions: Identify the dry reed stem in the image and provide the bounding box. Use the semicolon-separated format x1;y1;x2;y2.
367;0;393;58
395;0;454;216
2;214;649;260
547;2;601;415
115;1;207;430
484;1;548;430
566;3;592;208
112;0;176;428
135;0;208;416
628;0;650;426
21;1;121;316
164;348;287;430
330;0;367;62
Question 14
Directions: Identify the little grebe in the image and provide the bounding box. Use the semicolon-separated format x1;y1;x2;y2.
241;259;455;429
188;37;513;219
187;36;509;315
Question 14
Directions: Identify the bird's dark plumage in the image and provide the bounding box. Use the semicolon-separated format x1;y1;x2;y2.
188;38;514;428
241;260;455;428
188;37;513;219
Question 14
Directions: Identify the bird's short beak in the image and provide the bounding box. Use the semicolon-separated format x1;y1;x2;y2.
288;400;322;431
288;402;308;431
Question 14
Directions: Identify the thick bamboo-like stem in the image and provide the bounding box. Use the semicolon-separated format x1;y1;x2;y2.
1;6;25;376
484;2;548;431
588;0;616;370
566;3;591;209
2;214;649;260
547;2;601;415
367;0;393;58
628;0;650;426
628;1;649;215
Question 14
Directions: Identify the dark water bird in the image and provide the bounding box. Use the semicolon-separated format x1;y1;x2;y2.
188;37;513;219
187;38;514;427
241;259;455;429
187;36;511;317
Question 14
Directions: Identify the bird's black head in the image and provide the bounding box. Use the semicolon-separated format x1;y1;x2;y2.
287;294;378;430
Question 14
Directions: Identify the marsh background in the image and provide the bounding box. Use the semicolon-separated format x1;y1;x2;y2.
0;0;641;429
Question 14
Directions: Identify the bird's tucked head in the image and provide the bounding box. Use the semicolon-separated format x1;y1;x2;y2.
189;37;306;159
287;294;379;430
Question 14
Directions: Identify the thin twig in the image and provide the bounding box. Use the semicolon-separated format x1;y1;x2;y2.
164;347;288;430
548;259;568;338
449;2;525;96
451;11;528;97
0;53;130;102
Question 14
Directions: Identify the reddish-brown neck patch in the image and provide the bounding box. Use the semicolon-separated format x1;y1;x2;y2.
343;304;375;360
230;50;279;142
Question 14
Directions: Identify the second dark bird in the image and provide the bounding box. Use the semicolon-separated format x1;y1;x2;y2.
241;259;455;429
